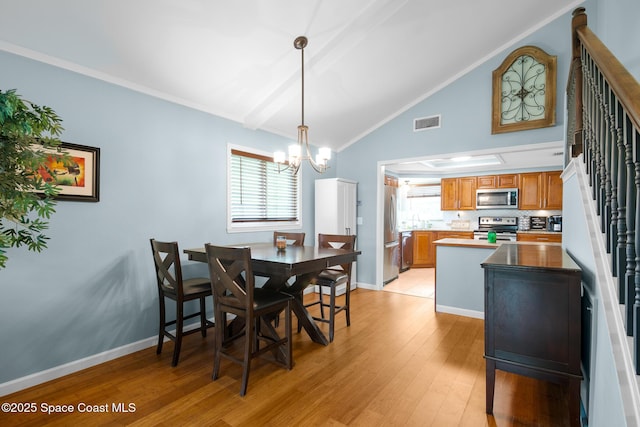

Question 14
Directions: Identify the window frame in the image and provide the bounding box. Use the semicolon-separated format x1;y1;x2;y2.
226;143;303;233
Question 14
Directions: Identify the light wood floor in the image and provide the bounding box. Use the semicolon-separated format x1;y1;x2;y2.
1;289;570;426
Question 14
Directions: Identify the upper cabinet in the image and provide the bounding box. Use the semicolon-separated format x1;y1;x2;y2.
476;173;519;189
441;171;561;211
519;171;562;210
441;177;476;210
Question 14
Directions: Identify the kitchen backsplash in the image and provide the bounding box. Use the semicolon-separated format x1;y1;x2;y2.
402;209;562;230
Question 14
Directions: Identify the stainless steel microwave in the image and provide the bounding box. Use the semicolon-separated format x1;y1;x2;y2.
476;188;518;209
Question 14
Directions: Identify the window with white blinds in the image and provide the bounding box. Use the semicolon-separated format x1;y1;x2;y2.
228;148;300;230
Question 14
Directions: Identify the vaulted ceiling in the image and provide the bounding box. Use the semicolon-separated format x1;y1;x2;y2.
0;0;580;152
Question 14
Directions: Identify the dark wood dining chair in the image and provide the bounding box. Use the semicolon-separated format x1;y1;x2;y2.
273;231;305;247
305;234;357;342
205;244;293;396
150;238;214;367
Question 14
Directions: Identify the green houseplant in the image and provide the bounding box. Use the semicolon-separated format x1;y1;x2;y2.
0;88;66;268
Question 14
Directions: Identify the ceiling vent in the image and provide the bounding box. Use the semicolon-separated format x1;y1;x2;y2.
413;114;441;132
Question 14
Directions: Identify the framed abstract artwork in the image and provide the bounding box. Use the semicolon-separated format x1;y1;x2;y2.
36;142;100;202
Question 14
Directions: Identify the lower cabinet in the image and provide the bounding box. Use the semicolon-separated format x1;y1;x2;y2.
412;230;473;268
412;231;434;267
517;233;562;243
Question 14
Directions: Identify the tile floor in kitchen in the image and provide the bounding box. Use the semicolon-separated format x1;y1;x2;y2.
383;267;434;298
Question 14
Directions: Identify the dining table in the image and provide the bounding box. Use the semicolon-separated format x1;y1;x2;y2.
184;242;361;346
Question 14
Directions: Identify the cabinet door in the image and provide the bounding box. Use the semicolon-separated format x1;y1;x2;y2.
544;171;563;210
497;174;518;188
441;178;458;210
412;231;434;267
477;175;496;189
458;177;477;210
519;172;543;210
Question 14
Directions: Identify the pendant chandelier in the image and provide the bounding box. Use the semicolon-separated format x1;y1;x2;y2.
274;36;330;174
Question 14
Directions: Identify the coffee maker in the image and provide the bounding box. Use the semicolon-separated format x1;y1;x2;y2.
548;215;562;232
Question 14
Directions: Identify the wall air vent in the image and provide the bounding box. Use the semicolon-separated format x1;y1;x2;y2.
413;114;441;132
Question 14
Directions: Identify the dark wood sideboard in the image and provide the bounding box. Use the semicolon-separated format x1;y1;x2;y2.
481;243;582;427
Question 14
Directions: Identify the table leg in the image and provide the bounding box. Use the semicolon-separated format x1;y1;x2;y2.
291;296;329;346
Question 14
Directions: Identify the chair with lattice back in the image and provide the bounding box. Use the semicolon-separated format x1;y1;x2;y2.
205;243;293;396
304;233;356;342
150;238;214;367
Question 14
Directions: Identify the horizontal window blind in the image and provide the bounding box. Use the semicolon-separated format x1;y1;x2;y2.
230;149;299;222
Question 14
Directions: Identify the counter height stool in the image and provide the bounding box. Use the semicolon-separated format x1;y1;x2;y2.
150;239;214;367
305;234;356;342
205;244;293;396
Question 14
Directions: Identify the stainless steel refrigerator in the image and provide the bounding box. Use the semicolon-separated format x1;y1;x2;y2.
383;183;399;284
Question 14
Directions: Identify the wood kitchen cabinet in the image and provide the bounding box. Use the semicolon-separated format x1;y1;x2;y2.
497;174;519;188
519;171;563;210
413;230;474;268
476;174;519;189
441;177;476;210
517;233;562;243
412;231;435;267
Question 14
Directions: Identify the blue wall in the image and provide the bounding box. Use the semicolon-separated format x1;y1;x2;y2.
0;51;335;385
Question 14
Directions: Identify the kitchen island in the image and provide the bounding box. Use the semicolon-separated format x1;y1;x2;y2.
433;239;563;318
433;238;501;318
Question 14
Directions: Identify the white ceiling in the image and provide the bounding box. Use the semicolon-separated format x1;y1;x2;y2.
0;0;579;155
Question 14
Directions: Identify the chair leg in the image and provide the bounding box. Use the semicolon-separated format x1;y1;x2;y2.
285;302;292;369
345;282;351;327
212;307;223;381
157;295;166;355
240;317;253;396
199;297;208;338
329;285;336;343
172;303;184;367
318;288;326;319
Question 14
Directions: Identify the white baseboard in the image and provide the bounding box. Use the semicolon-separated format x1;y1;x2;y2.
0;336;156;397
0;319;213;397
435;304;484;320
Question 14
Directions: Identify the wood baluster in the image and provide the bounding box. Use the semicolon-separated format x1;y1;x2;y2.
634;127;640;373
634;127;640;341
598;73;608;234
616;102;628;286
602;81;618;254
589;57;600;200
626;114;637;332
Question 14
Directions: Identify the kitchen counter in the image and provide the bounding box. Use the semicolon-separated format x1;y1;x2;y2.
516;230;562;235
433;237;501;249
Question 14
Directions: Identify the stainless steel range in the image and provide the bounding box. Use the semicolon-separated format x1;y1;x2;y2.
473;216;518;242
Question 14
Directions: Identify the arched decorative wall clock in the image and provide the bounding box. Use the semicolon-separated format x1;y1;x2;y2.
492;45;557;134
